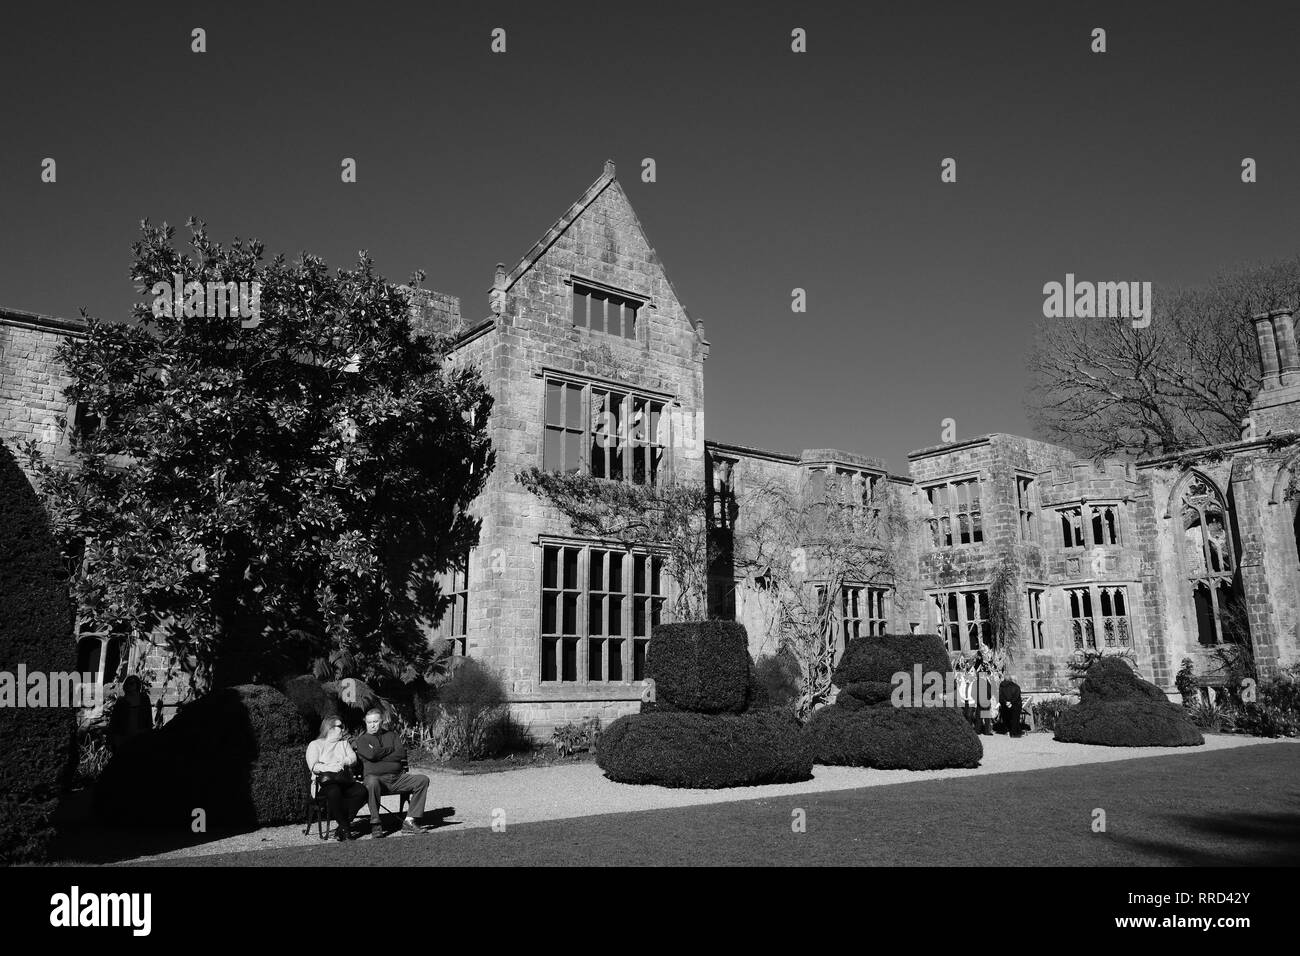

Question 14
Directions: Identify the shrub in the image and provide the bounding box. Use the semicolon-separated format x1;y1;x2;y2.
74;727;113;788
94;684;313;829
1235;702;1300;738
1175;658;1198;701
410;657;529;761
838;681;894;707
280;674;343;729
833;633;951;690
1189;700;1224;731
1056;699;1205;747
551;718;601;757
1077;656;1169;703
804;706;983;770
1029;696;1075;732
1067;648;1138;680
646;620;752;714
596;710;812;788
750;649;802;711
0;441;78;864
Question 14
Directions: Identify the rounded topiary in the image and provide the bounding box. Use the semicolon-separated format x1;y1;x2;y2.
647;620;752;714
596;710;812;788
833;633;952;702
1078;656;1168;703
94;683;313;828
0;442;78;864
804;705;984;770
1055;699;1205;747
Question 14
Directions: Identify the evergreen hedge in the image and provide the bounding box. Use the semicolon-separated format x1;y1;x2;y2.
0;442;78;864
596;710;813;788
646;620;752;714
804;704;984;770
1055;657;1203;747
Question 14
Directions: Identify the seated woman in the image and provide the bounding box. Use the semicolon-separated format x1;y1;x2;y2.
306;717;369;841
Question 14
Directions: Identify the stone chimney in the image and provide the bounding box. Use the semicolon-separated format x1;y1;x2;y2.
1253;307;1300;390
1249;306;1300;435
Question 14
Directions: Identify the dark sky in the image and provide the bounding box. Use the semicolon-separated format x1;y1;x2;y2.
3;1;1299;472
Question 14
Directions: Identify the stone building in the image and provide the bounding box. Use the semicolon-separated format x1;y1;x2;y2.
3;162;1299;734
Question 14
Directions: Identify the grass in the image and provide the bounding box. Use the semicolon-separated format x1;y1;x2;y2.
138;741;1300;867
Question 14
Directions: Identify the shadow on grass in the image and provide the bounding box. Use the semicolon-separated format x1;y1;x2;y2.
1106;791;1300;866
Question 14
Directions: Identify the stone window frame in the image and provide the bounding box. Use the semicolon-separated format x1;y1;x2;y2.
841;583;891;642
1168;471;1243;646
1015;473;1039;544
709;452;739;530
928;586;990;652
540;371;675;487
537;538;668;685
431;551;470;656
74;628;127;718
1026;586;1046;650
1055;500;1123;550
566;275;648;344
922;474;983;549
1065;583;1134;652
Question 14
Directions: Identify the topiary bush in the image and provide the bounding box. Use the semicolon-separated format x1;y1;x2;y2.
1076;656;1169;703
596;710;812;788
750;648;802;712
833;633;952;690
1055;657;1203;747
1056;699;1206;747
0;442;78;864
94;683;314;829
647;620;752;714
804;704;983;770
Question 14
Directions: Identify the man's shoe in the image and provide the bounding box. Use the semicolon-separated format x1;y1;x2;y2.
400;818;424;835
371;823;386;839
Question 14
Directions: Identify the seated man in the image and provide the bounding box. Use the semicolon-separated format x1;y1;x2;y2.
352;707;430;837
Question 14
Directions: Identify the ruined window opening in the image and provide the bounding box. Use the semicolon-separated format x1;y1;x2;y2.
1178;476;1244;646
572;282;640;341
709;456;737;529
841;585;891;645
930;588;989;652
542;543;665;684
1016;476;1038;543
1067;584;1133;652
1061;507;1084;548
924;478;982;549
1027;587;1046;650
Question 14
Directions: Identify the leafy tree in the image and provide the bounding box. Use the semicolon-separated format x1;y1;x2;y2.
1026;257;1300;457
21;220;493;698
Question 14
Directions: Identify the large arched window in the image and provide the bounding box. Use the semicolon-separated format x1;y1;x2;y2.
1176;475;1245;645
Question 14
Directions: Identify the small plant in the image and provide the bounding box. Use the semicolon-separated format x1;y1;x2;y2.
1066;648;1137;680
551;717;602;758
74;729;112;787
1189;700;1224;731
1175;658;1198;702
1028;696;1075;732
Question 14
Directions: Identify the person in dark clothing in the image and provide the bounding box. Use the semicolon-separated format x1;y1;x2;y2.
306;717;368;841
108;676;153;752
352;708;430;837
999;676;1024;738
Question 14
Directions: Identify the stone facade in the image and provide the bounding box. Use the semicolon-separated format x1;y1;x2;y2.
5;163;1300;735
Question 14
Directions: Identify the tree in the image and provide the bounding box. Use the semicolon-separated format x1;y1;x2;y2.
22;219;493;697
515;467;711;620
1026;257;1300;457
729;472;911;719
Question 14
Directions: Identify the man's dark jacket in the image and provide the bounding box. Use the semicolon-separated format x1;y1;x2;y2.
352;729;406;777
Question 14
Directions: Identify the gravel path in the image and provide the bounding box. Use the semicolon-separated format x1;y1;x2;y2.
99;733;1293;863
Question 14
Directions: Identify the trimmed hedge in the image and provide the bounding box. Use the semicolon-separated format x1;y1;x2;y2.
596;710;813;788
0;442;78;864
647;620;752;714
1054;657;1203;747
1077;656;1169;703
1055;699;1205;747
804;705;984;770
94;684;313;828
833;633;951;693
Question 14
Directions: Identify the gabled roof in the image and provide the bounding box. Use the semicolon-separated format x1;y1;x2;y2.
498;160;703;335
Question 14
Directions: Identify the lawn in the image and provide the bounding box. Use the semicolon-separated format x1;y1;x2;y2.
140;741;1300;867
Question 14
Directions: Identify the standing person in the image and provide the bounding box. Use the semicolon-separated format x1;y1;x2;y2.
306;717;368;841
974;646;997;735
108;675;153;752
999;675;1024;737
352;708;430;837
